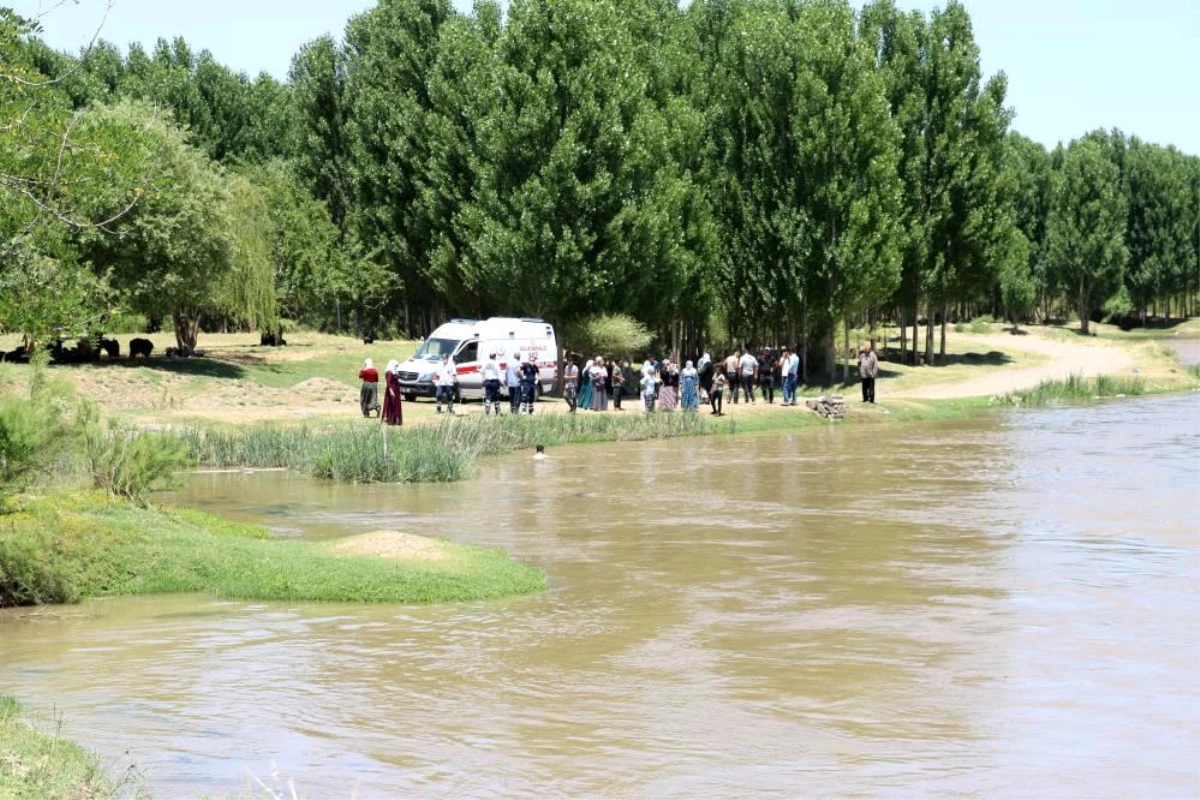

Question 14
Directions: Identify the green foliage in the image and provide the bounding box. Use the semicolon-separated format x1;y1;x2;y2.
80;406;193;506
175;412;714;483
566;314;653;358
1046;137;1129;333
0;359;76;497
0;494;546;606
0;692;125;800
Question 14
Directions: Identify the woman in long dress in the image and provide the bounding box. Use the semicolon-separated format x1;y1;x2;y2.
658;360;679;411
381;359;403;426
680;360;699;411
578;359;595;411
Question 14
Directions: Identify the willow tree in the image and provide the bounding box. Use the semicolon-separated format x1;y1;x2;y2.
78;101;275;352
1046;137;1128;334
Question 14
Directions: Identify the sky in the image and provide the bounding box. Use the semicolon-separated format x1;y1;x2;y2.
13;0;1200;154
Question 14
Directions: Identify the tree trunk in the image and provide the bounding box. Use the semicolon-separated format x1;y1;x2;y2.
899;307;907;363
939;303;948;363
911;301;919;366
1078;290;1090;335
172;312;198;354
842;318;851;385
924;306;935;365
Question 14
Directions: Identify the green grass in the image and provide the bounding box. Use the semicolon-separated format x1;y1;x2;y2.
0;695;132;800
1001;373;1146;406
174;412;720;483
0;493;546;607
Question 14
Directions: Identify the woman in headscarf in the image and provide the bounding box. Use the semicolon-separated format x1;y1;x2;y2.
578;358;595;411
680;360;700;411
359;358;380;417
591;357;609;412
697;352;714;397
658;359;680;411
381;360;403;426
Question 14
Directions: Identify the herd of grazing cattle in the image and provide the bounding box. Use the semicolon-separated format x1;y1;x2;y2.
1;331;289;364
0;336;158;364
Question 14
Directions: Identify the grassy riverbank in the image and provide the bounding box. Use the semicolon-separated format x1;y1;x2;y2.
0;696;127;800
0;493;545;607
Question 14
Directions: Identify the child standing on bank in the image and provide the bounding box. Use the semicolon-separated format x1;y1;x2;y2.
711;369;728;416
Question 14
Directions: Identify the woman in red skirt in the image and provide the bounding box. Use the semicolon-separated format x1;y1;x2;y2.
381;359;403;426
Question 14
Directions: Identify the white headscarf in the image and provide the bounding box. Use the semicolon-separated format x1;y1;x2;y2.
683;360;697;378
585;359;594;371
364;358;374;369
386;360;400;375
698;352;711;370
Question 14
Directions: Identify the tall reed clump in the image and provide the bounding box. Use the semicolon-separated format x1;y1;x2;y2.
1002;373;1145;406
174;412;717;484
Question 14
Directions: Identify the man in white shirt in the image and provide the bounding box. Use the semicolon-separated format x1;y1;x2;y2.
481;352;503;415
505;352;523;414
435;354;457;414
782;347;801;406
738;349;759;404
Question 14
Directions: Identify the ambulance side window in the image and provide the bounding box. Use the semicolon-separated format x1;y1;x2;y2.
454;342;478;364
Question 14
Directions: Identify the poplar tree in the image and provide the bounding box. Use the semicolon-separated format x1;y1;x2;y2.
1046;137;1128;334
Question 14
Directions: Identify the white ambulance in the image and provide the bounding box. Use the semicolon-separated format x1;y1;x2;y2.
396;317;558;402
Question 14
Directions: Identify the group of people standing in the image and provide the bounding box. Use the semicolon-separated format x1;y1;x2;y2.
357;340;881;424
358;358;405;425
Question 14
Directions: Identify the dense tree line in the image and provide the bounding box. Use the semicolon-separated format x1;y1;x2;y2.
2;0;1197;370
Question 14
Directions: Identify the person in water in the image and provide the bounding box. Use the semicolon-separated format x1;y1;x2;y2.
359;358;380;418
381;360;403;426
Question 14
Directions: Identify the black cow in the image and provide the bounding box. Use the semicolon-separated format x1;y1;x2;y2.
98;338;120;360
363;331;376;345
129;338;154;360
260;331;286;347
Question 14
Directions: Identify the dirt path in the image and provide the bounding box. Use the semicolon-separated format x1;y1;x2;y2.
894;333;1136;400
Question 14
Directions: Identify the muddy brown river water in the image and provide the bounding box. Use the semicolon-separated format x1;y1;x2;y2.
3;395;1199;798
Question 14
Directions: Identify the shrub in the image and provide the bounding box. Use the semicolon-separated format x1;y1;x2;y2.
80;405;193;505
0;527;79;605
0;359;76;498
566;313;653;358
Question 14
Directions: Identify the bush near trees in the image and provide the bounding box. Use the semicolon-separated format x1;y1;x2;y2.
2;1;1197;364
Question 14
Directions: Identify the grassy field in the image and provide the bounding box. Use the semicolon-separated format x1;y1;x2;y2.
0;493;546;607
1;319;1195;434
0;695;132;800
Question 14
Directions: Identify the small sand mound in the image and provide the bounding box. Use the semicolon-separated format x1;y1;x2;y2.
330;530;453;563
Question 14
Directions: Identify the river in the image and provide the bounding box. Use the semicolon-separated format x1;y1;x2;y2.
2;395;1198;797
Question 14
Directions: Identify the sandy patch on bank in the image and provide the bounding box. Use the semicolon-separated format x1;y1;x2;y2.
895;332;1136;400
330;530;454;563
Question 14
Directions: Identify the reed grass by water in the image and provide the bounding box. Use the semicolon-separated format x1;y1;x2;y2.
0;695;130;800
175;412;717;484
1002;373;1145;406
